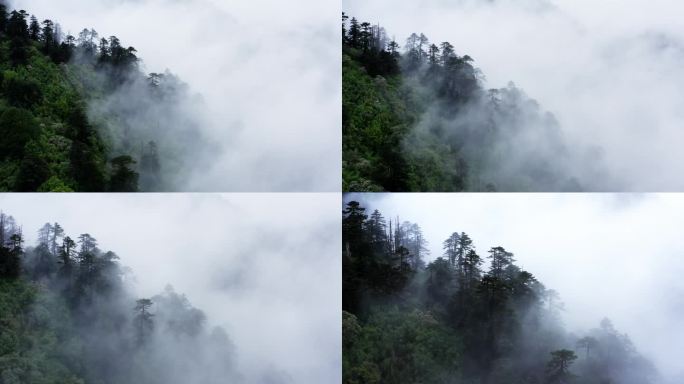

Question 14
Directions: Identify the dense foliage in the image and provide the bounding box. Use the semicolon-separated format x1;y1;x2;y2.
0;212;238;383
342;14;582;192
342;201;658;383
0;3;205;191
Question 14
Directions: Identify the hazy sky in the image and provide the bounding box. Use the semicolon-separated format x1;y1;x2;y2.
0;193;341;383
11;0;341;191
344;0;684;191
345;193;684;382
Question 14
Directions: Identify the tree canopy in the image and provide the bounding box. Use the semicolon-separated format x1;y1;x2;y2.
342;13;582;192
0;4;206;192
0;211;239;383
342;200;658;384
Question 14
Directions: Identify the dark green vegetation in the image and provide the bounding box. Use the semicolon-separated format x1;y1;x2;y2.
342;14;582;192
0;3;204;191
343;201;657;383
0;212;237;383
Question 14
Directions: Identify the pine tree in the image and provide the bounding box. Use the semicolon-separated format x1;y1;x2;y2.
28;15;39;40
134;298;154;344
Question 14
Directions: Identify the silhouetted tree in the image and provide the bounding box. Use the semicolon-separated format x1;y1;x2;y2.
28;15;39;39
428;43;440;65
440;42;455;64
70;140;106;192
6;10;28;40
134;298;154;344
577;336;598;359
546;349;577;383
0;232;23;278
0;4;7;33
109;155;139;192
488;246;515;279
348;17;360;48
342;12;348;42
77;28;98;56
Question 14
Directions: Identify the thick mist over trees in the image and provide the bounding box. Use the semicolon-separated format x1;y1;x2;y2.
0;194;341;383
0;1;216;191
0;212;239;383
14;0;341;191
343;199;664;383
343;13;607;192
345;0;684;191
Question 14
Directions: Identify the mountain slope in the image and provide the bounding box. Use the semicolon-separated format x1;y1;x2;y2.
342;201;659;383
0;3;207;192
0;212;238;383
342;14;584;192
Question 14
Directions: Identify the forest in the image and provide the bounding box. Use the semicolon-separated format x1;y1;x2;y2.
343;200;658;383
342;14;588;192
0;2;210;192
0;211;238;383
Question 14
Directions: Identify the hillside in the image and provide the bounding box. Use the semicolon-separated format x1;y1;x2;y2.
342;14;584;192
0;3;208;192
342;201;658;383
0;212;237;383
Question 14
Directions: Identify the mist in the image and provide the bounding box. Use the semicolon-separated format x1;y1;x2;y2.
11;0;341;191
0;193;341;383
344;193;684;383
345;0;684;191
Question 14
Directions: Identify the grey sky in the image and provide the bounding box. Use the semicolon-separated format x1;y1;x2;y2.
344;0;684;191
11;0;341;191
345;193;684;382
0;193;341;383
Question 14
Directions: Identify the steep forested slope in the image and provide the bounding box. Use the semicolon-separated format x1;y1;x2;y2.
0;3;208;192
342;201;658;383
342;14;584;192
0;212;237;383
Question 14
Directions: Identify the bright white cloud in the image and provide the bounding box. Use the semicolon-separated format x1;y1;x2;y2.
1;193;341;383
345;193;684;382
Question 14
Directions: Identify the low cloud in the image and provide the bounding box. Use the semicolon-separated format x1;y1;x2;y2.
344;193;684;381
2;193;341;383
345;0;684;190
13;0;341;191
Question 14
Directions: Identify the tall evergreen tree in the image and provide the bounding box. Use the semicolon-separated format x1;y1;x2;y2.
0;3;8;33
28;15;39;40
134;298;154;344
546;349;577;383
7;10;28;40
109;155;139;192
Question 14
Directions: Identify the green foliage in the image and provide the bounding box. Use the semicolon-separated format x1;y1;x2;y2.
0;106;39;159
0;34;105;191
2;71;43;108
0;4;171;191
0;279;84;384
0;244;21;278
0;214;239;383
343;309;461;384
109;155;138;192
16;139;52;191
343;201;657;384
38;176;74;192
342;54;415;191
342;14;579;192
